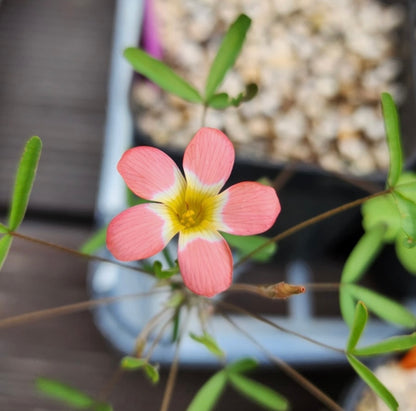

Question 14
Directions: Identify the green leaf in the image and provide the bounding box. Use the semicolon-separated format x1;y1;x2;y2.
0;234;12;271
339;287;357;328
120;356;147;371
229;83;258;106
228;373;289;411
226;358;258;374
8;136;42;230
186;371;227;411
126;188;149;207
207;84;258;109
222;232;277;262
143;363;160;384
207;93;232;109
80;226;107;254
172;309;180;342
392;191;416;247
362;194;401;242
153;260;180;279
346;301;368;351
346;355;398;411
353;332;416;356
341;226;386;283
93;404;113;411
124;48;202;103
381;92;403;188
396;231;416;274
205;14;251;100
190;332;224;358
0;223;8;233
35;377;95;409
348;284;416;328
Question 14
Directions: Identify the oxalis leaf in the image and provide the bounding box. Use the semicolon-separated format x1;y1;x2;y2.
124;48;202;103
346;301;368;352
205;14;251;100
0;234;13;272
341;225;386;284
347;355;398;411
226;358;258;374
0;223;8;233
381;92;403;188
207;83;258;109
80;226;107;254
228;373;289;411
186;371;227;411
339;286;357;328
36;377;113;410
8;136;42;231
396;231;416;274
190;332;224;358
120;356;159;384
347;284;416;328
353;332;416;356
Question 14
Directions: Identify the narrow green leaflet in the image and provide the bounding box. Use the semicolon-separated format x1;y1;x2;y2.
228;373;289;411
341;226;386;283
207;83;258;109
36;377;98;409
396;232;416;274
205;14;251;100
8;136;42;230
80;226;107;254
124;48;202;103
353;332;416;356
143;363;160;384
222;232;277;262
186;371;227;411
381;92;403;188
0;223;8;233
190;332;224;358
0;235;12;271
120;356;147;370
226;357;258;374
393;191;416;248
348;284;416;328
346;355;398;411
339;287;357;328
153;260;179;279
346;301;368;351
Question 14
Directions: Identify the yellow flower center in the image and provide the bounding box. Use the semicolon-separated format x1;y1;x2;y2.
180;208;198;228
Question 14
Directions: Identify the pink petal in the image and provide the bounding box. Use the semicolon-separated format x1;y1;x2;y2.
217;182;281;235
107;203;177;261
183;128;234;194
118;146;185;203
178;231;233;297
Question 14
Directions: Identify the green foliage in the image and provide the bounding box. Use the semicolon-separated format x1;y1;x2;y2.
8;136;42;231
190;332;224;358
381;92;403;188
124;48;202;103
341;226;386;283
152;260;179;279
339;287;357;328
346;355;398;411
36;377;112;410
346;301;368;351
222;232;277;262
228;373;289;411
347;284;416;328
0;234;12;271
80;226;107;254
120;356;160;384
205;14;251;101
226;358;258;374
186;371;227;411
395;231;416;273
353;332;416;356
0;223;8;233
393;191;416;248
208;83;258;109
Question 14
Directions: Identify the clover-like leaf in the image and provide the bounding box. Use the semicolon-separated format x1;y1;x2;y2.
205;14;251;100
353;332;416;356
348;284;416;328
347;355;398;411
341;226;386;283
8;136;42;231
381;92;403;188
186;371;227;411
346;301;368;351
124;48;203;103
190;332;224;358
228;373;289;411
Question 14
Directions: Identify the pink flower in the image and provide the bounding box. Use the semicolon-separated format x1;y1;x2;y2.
107;127;281;297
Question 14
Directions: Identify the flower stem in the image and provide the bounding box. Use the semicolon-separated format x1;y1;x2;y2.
222;313;344;411
234;188;391;268
9;230;153;275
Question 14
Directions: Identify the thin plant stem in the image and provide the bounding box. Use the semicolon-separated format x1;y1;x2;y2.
160;308;190;411
0;289;167;330
216;301;345;355
162;247;175;268
9;230;153;276
234;188;391;268
97;367;124;402
228;282;340;296
222;313;344;411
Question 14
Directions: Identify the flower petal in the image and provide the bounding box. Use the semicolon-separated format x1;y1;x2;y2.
107;203;178;261
178;231;233;297
118;146;185;204
183;128;234;195
217;182;280;235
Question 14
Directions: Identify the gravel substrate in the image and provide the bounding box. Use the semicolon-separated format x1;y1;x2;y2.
132;0;406;175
